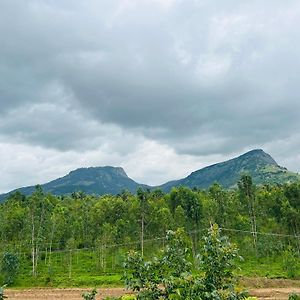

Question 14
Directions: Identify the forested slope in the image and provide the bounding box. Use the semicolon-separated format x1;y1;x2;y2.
160;149;300;191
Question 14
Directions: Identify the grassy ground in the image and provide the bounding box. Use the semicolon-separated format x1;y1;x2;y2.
1;250;299;288
237;256;295;279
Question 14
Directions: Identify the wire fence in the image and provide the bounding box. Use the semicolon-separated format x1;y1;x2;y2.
1;227;299;279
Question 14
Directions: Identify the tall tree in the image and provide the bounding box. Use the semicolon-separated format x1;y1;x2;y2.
137;188;150;257
238;175;257;251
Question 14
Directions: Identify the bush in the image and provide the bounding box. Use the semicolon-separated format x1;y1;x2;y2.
82;289;97;300
124;225;247;299
1;252;19;285
199;224;243;292
282;246;298;278
289;293;300;300
0;285;7;300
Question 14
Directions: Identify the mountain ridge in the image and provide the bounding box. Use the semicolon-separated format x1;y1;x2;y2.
158;148;290;191
0;166;147;201
1;149;299;201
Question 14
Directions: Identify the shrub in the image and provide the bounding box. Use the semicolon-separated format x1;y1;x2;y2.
0;285;7;300
282;246;298;278
1;252;19;285
82;288;97;300
199;224;243;292
289;293;300;300
124;225;247;299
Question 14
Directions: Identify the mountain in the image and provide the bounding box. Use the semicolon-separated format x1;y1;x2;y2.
1;149;300;202
159;149;300;191
0;166;146;201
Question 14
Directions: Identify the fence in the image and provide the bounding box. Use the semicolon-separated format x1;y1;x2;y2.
0;227;299;282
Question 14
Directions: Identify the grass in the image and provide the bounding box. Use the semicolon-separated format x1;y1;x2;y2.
237;256;293;279
1;249;124;288
1;247;299;288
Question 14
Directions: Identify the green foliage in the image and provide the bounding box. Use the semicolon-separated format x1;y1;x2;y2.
124;229;193;299
82;288;97;300
0;285;7;300
289;293;300;300
199;224;242;292
282;246;299;279
124;226;247;300
121;296;136;300
1;252;19;285
1;175;300;287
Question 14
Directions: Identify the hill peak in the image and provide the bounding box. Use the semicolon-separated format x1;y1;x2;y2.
69;166;128;178
238;149;278;166
0;165;142;201
160;149;297;191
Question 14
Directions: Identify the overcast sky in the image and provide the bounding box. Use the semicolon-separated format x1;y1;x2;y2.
1;0;300;193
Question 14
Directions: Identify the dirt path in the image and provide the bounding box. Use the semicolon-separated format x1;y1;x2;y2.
6;287;130;300
5;285;300;299
250;287;300;299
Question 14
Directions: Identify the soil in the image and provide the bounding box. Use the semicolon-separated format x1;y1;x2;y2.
6;287;130;300
5;279;300;300
250;287;300;299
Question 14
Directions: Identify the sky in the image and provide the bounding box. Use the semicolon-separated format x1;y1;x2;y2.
1;0;300;193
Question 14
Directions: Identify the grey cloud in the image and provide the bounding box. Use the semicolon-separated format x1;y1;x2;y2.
0;99;145;155
1;0;300;159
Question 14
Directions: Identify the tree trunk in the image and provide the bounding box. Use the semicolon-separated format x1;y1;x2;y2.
141;213;144;257
31;215;36;277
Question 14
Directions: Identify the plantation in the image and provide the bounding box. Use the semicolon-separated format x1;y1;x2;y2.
0;175;300;291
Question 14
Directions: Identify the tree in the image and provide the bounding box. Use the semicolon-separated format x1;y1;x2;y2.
238;175;257;251
28;185;48;276
199;224;242;293
137;188;150;257
208;183;228;227
168;187;202;256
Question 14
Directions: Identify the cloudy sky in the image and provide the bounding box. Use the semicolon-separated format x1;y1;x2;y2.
1;0;300;193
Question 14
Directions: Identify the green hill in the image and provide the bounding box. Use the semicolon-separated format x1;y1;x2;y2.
159;149;300;191
0;166;146;201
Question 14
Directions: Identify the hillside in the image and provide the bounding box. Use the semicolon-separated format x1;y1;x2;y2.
159;149;300;191
1;149;299;201
0;166;146;201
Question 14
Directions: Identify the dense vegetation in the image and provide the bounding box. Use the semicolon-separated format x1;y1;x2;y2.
0;175;300;287
124;226;247;299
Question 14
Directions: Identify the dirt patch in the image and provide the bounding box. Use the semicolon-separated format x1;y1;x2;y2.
240;277;300;289
6;279;300;300
250;287;300;299
6;287;131;300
